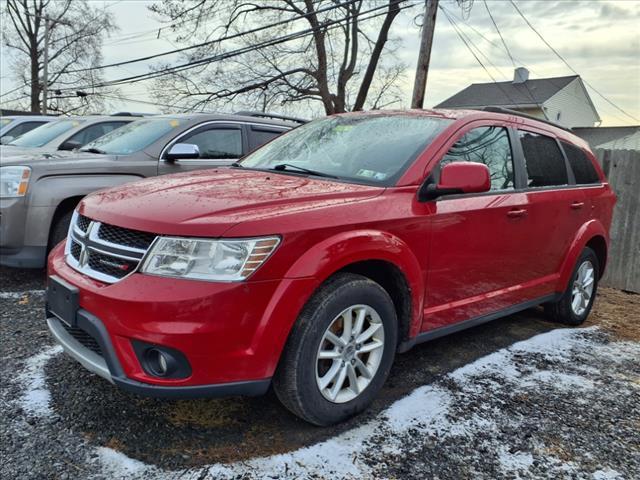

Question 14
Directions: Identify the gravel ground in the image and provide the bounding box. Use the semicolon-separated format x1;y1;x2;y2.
1;266;638;479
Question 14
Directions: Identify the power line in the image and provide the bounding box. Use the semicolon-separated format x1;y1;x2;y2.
67;0;362;74
440;5;633;126
57;1;419;92
510;0;638;123
440;6;519;107
482;0;545;117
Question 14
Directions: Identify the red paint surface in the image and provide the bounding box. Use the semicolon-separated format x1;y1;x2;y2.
48;109;616;388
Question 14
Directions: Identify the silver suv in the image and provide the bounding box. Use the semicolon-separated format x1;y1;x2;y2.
0;112;300;268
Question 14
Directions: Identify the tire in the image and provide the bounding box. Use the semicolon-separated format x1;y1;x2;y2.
273;272;398;426
48;209;74;252
545;247;599;326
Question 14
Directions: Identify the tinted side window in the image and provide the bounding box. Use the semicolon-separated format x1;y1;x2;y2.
181;128;243;159
440;126;514;190
519;131;568;187
7;121;47;138
561;142;600;184
68;121;129;146
249;128;286;151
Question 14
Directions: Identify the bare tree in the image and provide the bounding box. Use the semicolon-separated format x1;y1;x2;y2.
2;0;118;114
149;0;407;115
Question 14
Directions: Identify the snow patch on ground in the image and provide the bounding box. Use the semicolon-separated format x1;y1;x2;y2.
18;345;63;417
15;326;639;479
0;289;46;299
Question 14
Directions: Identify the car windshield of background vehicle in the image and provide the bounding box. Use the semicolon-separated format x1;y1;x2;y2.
81;118;182;155
240;114;453;186
1;118;13;127
8;119;85;147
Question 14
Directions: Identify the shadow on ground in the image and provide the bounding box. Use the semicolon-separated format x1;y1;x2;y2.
46;306;560;470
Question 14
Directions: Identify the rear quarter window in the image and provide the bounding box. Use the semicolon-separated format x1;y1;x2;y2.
518;130;568;187
561;141;600;184
249;127;287;151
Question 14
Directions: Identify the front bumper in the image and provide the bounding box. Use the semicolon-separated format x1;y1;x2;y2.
46;311;271;398
47;242;317;395
1;197;53;268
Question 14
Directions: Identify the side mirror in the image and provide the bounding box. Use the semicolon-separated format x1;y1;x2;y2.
166;143;200;161
58;140;83;151
418;162;491;201
0;135;14;144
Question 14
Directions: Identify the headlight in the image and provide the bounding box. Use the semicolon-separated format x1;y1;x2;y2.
0;166;31;197
141;236;280;281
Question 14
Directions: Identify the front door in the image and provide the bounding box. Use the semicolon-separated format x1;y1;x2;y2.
158;123;245;174
422;125;535;331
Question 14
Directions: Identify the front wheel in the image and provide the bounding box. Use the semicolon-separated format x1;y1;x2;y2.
545;247;599;326
273;273;398;426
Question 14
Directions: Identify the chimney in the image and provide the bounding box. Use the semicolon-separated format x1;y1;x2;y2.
513;67;529;84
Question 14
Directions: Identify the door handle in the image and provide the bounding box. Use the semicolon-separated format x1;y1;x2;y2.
570;201;585;210
507;209;527;218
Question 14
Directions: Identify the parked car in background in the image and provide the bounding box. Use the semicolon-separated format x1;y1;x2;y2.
1;112;300;268
0;115;55;144
0;115;141;156
45;108;615;425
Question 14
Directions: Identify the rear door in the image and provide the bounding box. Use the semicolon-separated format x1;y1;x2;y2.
158;122;245;174
514;129;586;287
423;123;535;330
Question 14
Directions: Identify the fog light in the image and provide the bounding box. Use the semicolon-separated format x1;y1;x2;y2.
132;340;192;379
146;348;170;377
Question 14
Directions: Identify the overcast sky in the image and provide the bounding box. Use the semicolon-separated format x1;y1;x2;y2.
1;0;638;126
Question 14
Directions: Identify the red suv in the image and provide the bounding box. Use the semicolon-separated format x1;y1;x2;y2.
46;109;615;425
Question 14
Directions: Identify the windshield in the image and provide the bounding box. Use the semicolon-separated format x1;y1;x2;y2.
8;119;84;147
81;118;181;155
240;114;453;185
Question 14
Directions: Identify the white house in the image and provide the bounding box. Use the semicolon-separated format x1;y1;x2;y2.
435;68;601;128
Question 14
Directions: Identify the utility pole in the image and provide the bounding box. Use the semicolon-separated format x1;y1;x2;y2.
411;0;439;109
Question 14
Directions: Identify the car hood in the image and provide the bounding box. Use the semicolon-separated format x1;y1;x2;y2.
79;168;384;237
0;149;113;168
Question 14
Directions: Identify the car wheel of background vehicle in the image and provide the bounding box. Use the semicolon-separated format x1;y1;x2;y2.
545;247;599;326
273;272;398;426
48;210;73;252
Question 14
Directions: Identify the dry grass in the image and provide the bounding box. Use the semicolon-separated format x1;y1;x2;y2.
586;287;640;341
165;398;247;429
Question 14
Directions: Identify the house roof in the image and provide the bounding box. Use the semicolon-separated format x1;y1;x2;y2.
435;75;579;108
573;126;639;149
595;129;640;151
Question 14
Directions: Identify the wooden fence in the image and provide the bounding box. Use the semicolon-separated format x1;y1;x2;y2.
595;148;640;293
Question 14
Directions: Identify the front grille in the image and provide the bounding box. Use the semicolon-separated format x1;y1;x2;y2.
76;214;91;233
97;223;156;251
87;249;138;280
65;211;156;283
60;322;103;356
70;240;81;260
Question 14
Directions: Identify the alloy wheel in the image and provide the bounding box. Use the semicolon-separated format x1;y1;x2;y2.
315;304;385;403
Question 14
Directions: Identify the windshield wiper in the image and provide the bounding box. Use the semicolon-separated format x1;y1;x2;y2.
80;147;107;154
230;161;243;167
272;163;338;179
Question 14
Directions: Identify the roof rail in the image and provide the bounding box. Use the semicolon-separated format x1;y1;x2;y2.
481;106;572;133
234;111;308;125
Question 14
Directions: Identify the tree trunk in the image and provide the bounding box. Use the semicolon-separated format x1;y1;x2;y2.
29;41;40;113
353;0;401;111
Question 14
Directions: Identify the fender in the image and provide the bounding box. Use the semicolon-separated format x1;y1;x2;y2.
250;230;426;376
556;219;608;291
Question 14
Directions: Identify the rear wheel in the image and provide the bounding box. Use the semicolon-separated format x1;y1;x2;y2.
273;273;398;426
545;247;599;326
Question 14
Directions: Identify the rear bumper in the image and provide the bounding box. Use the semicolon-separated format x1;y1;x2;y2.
46;311;271;398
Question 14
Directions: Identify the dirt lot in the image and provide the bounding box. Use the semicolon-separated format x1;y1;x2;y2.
1;266;638;479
